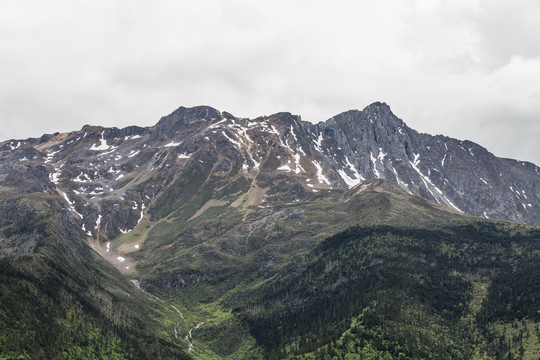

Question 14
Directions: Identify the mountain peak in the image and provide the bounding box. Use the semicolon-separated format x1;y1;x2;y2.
154;105;222;136
362;101;397;121
364;101;391;111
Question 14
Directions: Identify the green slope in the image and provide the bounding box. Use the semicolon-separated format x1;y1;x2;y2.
3;176;540;360
124;179;540;359
0;191;189;359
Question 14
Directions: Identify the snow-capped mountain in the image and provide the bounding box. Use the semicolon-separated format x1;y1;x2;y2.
1;101;539;240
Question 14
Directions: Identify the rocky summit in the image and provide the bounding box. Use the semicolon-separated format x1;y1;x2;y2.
1;102;538;238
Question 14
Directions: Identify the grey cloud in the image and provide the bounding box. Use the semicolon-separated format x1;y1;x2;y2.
0;1;538;166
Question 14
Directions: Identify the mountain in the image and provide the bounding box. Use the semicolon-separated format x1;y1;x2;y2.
1;102;540;359
1;102;538;234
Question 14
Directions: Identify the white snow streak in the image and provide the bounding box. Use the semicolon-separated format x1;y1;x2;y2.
81;224;92;237
95;214;102;230
338;156;364;188
277;164;292;172
392;167;411;194
312;161;330;185
370;152;380;178
124;135;142;141
222;131;241;148
409;153;463;213
338;169;359;188
73;172;91;183
290;126;298;142
294;153;304;174
62;192;83;218
45;149;60;163
163;141;181;147
314;132;324;152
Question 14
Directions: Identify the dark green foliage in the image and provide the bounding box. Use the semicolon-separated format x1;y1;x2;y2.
232;223;540;359
0;193;189;360
480;261;540;323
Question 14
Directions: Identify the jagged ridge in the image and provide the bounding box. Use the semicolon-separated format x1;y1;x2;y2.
1;102;538;238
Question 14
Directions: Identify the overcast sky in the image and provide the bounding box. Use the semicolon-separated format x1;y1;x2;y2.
1;0;539;164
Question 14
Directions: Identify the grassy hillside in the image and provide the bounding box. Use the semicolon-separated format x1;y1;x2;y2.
0;191;189;359
106;179;539;359
2;178;540;360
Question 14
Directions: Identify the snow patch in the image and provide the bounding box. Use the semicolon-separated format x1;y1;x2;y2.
269;125;280;136
73;172;92;183
95;214;102;230
9;141;21;150
163;141;181;147
377;148;386;162
45;149;61;163
313;161;330;185
294;153;304;174
338;157;364;188
82;224;92;237
277;164;292;172
290;125;298;142
370;152;380;178
207;118;227;129
124;135;142;141
49;170;61;184
338;170;359;188
90;131;115;151
97;148;117;157
345;157;364;181
222;131;241;147
314;132;324;152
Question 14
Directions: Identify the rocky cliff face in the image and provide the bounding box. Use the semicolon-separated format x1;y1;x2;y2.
1;102;538;241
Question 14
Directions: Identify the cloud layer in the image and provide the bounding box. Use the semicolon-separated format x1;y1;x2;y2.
1;0;539;164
